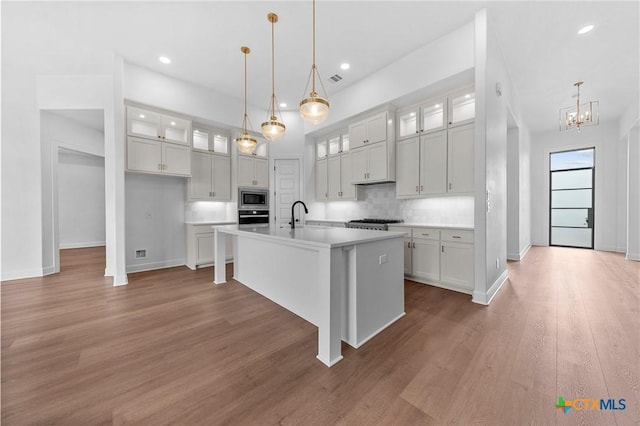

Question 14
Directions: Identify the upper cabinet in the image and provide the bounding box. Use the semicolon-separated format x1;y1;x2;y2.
237;136;269;189
127;106;191;145
315;130;363;201
192;125;230;155
348;111;388;150
396;85;475;141
316;131;349;160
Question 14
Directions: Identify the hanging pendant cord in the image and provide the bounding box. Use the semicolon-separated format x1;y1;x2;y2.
271;17;276;118
312;0;316;94
243;50;248;131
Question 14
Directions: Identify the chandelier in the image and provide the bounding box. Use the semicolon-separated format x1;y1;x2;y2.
559;81;599;131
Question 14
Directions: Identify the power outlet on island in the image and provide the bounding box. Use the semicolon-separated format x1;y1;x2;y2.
379;254;388;265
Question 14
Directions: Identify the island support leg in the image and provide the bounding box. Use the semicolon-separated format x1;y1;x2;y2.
316;247;344;367
213;229;227;284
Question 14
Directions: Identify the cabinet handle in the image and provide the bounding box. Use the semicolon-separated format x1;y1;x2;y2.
212;191;215;197
442;246;444;253
325;192;328;198
158;163;162;170
408;241;411;249
448;183;452;190
162;136;166;139
157;135;162;139
420;185;424;191
413;242;416;248
452;235;461;239
421;233;430;236
420;129;423;132
415;131;419;134
416;185;419;192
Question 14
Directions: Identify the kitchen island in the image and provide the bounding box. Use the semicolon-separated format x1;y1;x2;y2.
213;225;405;367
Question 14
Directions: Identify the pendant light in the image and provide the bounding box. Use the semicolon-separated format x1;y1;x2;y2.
261;13;286;142
235;46;257;154
559;81;599;132
299;0;329;125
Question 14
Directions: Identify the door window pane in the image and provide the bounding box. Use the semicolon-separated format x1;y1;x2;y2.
551;209;589;227
551;227;592;248
550;149;594;171
551;169;592;190
551;189;592;208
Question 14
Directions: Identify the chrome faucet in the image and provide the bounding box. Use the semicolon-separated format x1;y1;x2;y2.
290;201;309;230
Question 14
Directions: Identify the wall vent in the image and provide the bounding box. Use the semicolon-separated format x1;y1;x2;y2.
135;249;147;259
329;74;343;83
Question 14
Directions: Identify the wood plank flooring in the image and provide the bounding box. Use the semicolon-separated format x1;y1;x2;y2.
2;246;639;425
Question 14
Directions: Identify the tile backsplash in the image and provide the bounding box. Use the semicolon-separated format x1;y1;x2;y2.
308;183;474;226
185;201;236;223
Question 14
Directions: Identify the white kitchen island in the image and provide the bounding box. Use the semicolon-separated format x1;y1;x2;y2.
213;225;405;367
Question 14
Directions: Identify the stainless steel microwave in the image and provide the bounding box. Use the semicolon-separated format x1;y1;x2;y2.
238;188;269;209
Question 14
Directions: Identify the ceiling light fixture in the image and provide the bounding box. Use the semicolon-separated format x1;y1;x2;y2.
279;102;287;108
559;81;599;132
577;25;594;35
299;0;330;125
340;63;350;70
261;13;286;142
235;46;257;154
158;56;171;64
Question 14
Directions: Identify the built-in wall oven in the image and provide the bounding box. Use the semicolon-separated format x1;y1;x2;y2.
238;188;270;225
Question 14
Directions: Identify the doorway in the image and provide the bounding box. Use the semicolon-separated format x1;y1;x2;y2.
273;159;301;227
549;148;595;248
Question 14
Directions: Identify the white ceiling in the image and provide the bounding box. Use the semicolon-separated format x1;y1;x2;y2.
3;1;638;134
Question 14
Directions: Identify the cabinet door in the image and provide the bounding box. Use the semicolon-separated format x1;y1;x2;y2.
412;238;440;282
317;139;328;159
351;147;368;183
190;151;213;199
367;112;387;145
397;107;419;140
396;138;420;197
196;233;215;265
127;107;161;139
448;124;474;193
254;158;269;188
162;143;191;176
420;97;447;134
328;135;341;156
404;238;413;275
440;242;474;289
340;153;356;199
212;133;229;155
316;159;328;200
127;137;162;173
212;154;231;200
161;116;190;145
448;88;475;127
367;141;387;181
327;156;341;199
349;120;367;149
237;156;255;187
420;131;448;194
192;128;211;152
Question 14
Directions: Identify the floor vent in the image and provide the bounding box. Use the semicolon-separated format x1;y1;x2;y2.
135;249;147;259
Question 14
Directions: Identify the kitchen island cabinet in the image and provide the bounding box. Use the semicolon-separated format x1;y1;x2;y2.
213;225;405;367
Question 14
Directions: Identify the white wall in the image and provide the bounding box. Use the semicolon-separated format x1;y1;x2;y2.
58;150;106;248
530;121;623;252
627;124;640;260
506;126;520;258
125;173;186;273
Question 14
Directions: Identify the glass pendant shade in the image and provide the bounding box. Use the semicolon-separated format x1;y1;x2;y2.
261;117;286;142
235;131;257;154
300;92;330;125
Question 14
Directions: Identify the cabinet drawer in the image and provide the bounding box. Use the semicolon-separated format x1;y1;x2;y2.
411;228;440;240
441;229;473;244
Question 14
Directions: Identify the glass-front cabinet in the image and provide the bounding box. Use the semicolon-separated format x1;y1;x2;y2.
192;125;230;155
316;131;349;159
126;106;191;145
448;87;475;127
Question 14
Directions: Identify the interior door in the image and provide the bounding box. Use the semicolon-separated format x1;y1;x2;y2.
274;159;301;227
549;148;594;248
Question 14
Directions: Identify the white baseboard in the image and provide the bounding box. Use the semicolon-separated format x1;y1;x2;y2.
42;266;56;276
60;241;106;249
507;244;532;261
126;258;186;274
616;246;627;253
404;276;473;296
626;253;640;262
113;275;129;286
1;268;46;281
472;269;508;305
347;312;406;349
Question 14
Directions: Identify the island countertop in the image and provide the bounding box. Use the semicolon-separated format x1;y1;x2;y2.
213;224;405;249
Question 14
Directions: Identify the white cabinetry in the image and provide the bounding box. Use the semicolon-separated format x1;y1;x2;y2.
190;151;231;201
447;123;474;193
192;125;229;155
348;111;388;149
238;155;269;188
389;226;474;294
316;158;328;200
315;132;363;201
186;224;234;270
126;105;192;176
127;136;191;176
351;141;394;184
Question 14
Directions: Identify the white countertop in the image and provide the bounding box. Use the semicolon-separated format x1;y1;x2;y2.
387;223;474;231
185;221;237;225
213;224;404;249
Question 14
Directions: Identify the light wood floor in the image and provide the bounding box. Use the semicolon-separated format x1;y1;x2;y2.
2;246;639;425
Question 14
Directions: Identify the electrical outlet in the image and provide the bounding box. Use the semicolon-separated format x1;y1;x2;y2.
135;249;147;259
379;254;388;265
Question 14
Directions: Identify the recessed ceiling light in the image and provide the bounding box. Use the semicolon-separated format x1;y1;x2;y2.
279;102;287;108
170;121;176;126
340;63;350;70
410;112;416;117
465;94;471;99
435;104;441;108
139;114;145;119
577;25;594;35
158;56;171;64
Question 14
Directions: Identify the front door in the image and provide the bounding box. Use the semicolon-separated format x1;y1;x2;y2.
274;159;301;227
549;148;595;248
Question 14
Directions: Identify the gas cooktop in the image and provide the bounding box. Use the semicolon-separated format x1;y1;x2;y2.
346;219;403;230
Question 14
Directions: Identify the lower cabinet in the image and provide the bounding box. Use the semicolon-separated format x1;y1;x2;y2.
186;224;234;270
389;226;474;294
